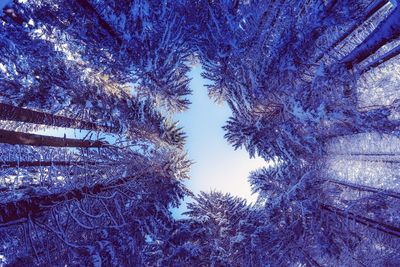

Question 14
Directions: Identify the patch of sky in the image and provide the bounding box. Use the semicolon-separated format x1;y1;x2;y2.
0;0;10;10
170;66;267;218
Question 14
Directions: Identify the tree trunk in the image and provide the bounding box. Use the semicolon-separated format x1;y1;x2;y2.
0;103;117;132
332;152;400;156
0;171;146;225
76;0;122;45
360;44;400;74
342;5;400;68
2;6;25;25
321;113;400;140
328;153;400;163
316;0;388;62
0;161;97;168
321;128;363;140
321;204;400;238
0;129;108;148
326;179;400;199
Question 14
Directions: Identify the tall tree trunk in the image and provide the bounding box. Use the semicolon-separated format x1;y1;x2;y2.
328;154;400;163
0;171;148;225
321;127;363;140
331;152;400;156
0;129;108;148
321;115;400;140
360;45;400;74
348;158;400;164
341;5;400;68
326;179;400;199
315;0;388;62
0;103;117;132
0;161;97;168
2;6;25;25
321;204;400;238
76;0;122;45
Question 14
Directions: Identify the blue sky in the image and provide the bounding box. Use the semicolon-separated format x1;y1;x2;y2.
0;0;9;10
171;66;266;217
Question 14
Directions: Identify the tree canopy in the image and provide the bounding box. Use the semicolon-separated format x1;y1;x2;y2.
0;0;399;266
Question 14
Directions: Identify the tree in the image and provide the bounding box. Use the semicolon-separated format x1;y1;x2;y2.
341;4;400;68
0;1;187;147
0;129;107;148
1;0;399;265
11;0;194;112
0;144;191;265
0;102;117;132
0;1;193;265
145;191;252;266
198;0;400;161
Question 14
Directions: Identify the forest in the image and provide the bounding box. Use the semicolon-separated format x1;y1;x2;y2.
0;0;399;266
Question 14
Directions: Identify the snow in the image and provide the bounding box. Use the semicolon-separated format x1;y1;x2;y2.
0;254;6;267
0;63;7;74
0;0;399;265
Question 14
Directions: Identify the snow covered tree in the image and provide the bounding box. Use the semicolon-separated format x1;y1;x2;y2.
198;0;400;162
247;162;400;265
198;1;400;263
1;0;399;265
145;191;252;266
0;0;188;147
0;1;193;265
0;143;191;265
3;0;194;112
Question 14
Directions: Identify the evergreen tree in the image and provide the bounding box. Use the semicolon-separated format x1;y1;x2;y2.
0;1;192;265
0;0;399;265
145;191;251;266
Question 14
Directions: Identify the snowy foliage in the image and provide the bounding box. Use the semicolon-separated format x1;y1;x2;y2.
0;0;399;266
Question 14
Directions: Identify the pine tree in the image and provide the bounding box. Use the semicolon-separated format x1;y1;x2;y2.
145;191;251;266
0;1;192;265
1;0;399;265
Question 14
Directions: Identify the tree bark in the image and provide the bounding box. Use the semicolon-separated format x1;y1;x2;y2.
342;5;400;68
0;172;147;225
0;161;97;168
332;152;400;156
328;153;400;164
316;0;388;62
2;6;25;25
76;0;122;45
0;103;116;132
0;129;108;148
360;44;400;74
321;203;400;238
326;179;400;199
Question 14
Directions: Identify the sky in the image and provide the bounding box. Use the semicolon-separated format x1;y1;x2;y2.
171;66;266;217
0;0;9;10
